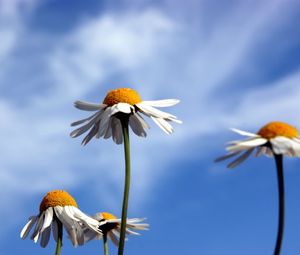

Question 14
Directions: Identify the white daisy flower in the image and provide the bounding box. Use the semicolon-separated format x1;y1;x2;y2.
20;190;101;248
216;121;300;168
70;88;182;145
83;212;149;246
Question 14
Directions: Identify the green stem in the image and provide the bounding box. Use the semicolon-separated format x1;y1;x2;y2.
118;118;131;255
55;220;63;255
103;233;109;255
273;154;284;255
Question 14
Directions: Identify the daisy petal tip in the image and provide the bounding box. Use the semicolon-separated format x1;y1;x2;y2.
73;101;82;108
227;162;238;169
70;121;79;127
81;140;88;146
172;99;180;105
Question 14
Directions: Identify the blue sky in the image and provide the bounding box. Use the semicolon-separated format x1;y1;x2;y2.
1;0;300;254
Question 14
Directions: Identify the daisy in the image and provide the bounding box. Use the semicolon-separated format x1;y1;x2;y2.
215;121;300;168
70;88;181;145
216;121;300;255
70;88;179;255
83;212;148;255
20;190;101;253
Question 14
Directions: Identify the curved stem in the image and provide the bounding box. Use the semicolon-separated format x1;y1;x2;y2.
103;233;109;255
55;220;63;255
118;118;130;255
273;154;284;255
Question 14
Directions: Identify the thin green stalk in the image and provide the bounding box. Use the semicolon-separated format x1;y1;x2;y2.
273;154;284;255
55;220;63;255
118;117;131;255
103;234;109;255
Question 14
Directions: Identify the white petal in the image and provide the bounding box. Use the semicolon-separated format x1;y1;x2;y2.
33;232;40;243
230;128;259;137
52;220;58;242
291;139;300;157
271;137;295;156
81;124;99;145
227;149;254;168
97;107;117;138
97;116;113;139
74;221;85;246
255;146;267;157
68;228;78;247
126;218;146;223
136;102;177;120
126;229;140;235
70;111;103;138
266;147;274;157
135;113;150;129
40;208;54;232
83;228;99;243
74;101;105;111
103;118;113;139
54;207;78;247
127;223;149;230
141;99;180;107
71;207;101;233
20;216;38;239
214;151;241;163
31;213;45;243
63;206;79;221
115;103;133;114
70;112;99;127
129;114;147;137
227;138;267;151
293;137;300;143
54;206;63;216
151;117;173;134
227;138;258;145
40;226;51;247
111;117;123;144
108;231;119;246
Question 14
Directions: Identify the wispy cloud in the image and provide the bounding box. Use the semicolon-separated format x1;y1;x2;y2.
1;0;300;238
0;6;181;229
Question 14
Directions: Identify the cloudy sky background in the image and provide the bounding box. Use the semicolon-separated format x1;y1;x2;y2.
1;0;300;254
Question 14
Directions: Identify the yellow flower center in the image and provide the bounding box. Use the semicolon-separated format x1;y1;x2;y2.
257;121;299;139
101;212;117;220
39;190;78;212
103;88;142;106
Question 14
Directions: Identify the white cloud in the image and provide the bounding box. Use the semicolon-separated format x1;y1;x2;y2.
0;8;180;231
48;9;176;99
1;0;300;238
0;0;39;61
231;70;300;128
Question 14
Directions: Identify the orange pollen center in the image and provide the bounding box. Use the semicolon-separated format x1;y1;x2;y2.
103;88;142;106
257;121;299;139
39;190;78;212
101;212;117;220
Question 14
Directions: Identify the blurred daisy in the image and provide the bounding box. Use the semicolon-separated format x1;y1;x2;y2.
70;88;181;145
216;121;300;168
20;190;101;248
84;212;149;246
216;121;300;254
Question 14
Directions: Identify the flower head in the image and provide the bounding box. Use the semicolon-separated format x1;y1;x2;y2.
83;212;149;246
70;88;181;145
216;121;300;168
20;190;101;247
